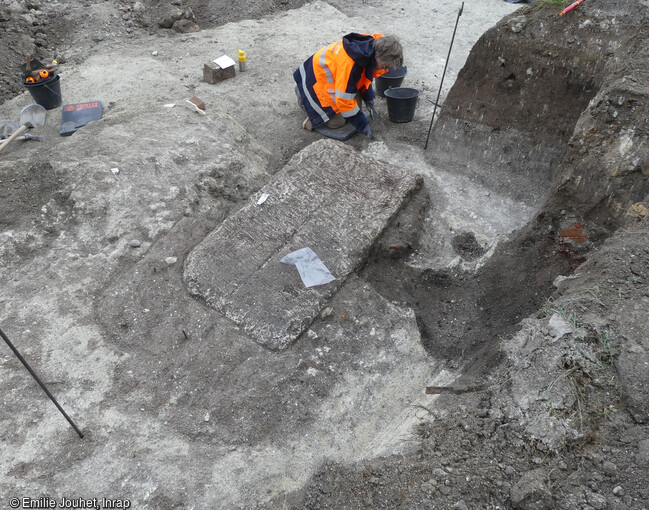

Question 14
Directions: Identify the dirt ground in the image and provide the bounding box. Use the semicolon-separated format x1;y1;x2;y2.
1;0;649;509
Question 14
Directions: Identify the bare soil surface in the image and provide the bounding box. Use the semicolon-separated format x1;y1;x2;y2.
1;0;649;509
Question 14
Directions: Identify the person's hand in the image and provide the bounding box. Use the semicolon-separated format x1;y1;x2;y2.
360;124;372;138
364;99;377;119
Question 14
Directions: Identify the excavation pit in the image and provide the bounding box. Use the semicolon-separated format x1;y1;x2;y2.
1;1;648;508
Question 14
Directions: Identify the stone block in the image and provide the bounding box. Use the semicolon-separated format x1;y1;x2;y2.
183;139;421;350
203;62;236;84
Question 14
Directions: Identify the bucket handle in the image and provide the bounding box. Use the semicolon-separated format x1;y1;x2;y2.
41;82;62;100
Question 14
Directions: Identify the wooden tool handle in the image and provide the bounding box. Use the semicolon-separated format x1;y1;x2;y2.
0;125;28;153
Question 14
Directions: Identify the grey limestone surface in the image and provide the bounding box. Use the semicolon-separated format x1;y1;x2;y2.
183;139;421;350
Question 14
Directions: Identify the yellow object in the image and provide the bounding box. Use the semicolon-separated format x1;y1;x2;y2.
627;203;648;219
238;50;247;62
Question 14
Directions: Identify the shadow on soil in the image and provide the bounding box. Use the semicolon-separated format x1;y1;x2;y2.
361;210;586;375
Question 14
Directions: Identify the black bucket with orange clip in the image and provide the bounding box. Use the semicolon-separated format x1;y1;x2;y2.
20;57;62;110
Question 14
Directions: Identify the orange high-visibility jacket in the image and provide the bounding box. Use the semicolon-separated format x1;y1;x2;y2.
294;33;387;132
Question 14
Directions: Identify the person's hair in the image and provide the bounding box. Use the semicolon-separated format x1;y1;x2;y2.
374;35;403;68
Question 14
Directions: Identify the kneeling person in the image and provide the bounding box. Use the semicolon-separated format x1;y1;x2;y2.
294;33;403;138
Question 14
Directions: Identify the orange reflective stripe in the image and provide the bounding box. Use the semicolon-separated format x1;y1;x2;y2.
312;48;335;108
332;51;359;115
341;104;361;118
312;39;361;114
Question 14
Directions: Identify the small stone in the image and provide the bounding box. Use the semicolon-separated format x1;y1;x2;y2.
152;50;158;56
511;469;552;510
612;486;623;496
172;19;200;33
187;96;205;111
548;313;575;341
637;439;649;465
602;461;617;476
586;491;608;510
421;479;435;492
165;256;178;265
158;6;183;28
204;412;210;422
508;16;526;34
129;239;141;248
589;453;604;465
320;307;334;319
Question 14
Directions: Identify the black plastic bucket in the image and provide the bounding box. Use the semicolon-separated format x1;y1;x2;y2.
375;66;407;97
384;87;419;123
21;73;62;110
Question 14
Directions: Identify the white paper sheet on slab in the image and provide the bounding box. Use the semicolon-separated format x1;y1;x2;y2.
280;247;336;288
213;55;235;69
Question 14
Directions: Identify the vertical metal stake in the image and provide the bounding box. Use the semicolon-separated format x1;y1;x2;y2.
424;2;464;150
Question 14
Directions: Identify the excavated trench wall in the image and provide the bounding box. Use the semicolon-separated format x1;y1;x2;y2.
426;5;610;207
369;2;649;368
430;3;649;233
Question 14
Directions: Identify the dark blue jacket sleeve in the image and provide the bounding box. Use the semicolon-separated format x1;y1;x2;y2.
347;110;369;133
361;84;375;103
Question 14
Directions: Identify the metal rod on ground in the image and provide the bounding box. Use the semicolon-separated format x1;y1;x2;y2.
424;1;464;150
426;98;443;108
0;325;84;438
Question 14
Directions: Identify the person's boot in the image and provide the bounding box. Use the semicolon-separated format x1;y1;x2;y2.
302;118;313;131
325;114;345;129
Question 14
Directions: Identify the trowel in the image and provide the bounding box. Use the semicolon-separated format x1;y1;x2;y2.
0;104;46;153
366;105;385;143
0;120;44;142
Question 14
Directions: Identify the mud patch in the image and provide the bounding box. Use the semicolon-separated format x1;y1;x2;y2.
451;231;485;260
362;224;579;371
0;161;64;229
